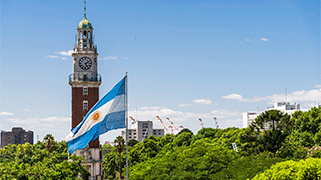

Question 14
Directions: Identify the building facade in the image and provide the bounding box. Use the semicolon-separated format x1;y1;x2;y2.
69;3;102;179
0;127;33;148
122;121;164;142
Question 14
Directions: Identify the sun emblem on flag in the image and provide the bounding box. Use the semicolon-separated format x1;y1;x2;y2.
93;112;100;121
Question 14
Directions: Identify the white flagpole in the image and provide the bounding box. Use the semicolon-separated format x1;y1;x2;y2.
125;72;129;180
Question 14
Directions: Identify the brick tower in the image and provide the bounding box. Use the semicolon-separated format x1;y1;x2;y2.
69;2;102;178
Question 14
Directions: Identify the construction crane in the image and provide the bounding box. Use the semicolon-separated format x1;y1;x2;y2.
199;118;204;128
129;116;136;124
166;118;179;132
156;116;169;133
168;125;174;134
213;117;219;129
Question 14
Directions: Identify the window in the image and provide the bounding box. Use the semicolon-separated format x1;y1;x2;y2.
83;87;88;95
83;100;88;110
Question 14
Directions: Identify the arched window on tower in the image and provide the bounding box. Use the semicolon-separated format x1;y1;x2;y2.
83;31;87;49
88;31;91;48
83;75;88;81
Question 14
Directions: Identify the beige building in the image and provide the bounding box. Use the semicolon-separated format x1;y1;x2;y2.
0;127;33;148
122;120;164;142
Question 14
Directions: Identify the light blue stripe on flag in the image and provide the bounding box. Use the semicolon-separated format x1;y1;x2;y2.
66;76;126;154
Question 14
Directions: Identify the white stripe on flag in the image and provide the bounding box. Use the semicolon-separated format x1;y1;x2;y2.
65;94;125;142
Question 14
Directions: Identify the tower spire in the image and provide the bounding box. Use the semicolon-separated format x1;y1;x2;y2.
84;1;87;19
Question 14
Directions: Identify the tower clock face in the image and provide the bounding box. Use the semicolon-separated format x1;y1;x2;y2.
79;57;92;70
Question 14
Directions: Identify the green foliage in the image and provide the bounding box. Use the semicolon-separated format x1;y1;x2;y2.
249;110;291;132
102;143;113;158
173;132;193;147
176;128;193;136
128;139;139;147
0;138;89;179
252;158;321;180
100;107;321;179
215;154;285;180
130;139;238;180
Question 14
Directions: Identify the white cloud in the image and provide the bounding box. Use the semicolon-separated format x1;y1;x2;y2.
56;50;73;56
7;116;70;124
128;106;243;132
222;94;248;101
193;99;212;105
6;116;72;141
261;38;269;41
62;57;67;60
222;88;321;103
245;39;251;41
178;103;193;107
40;117;71;122
129;107;212;123
0;111;14;116
315;85;321;88
138;106;161;110
99;56;119;60
7;118;39;124
211;109;241;118
46;55;59;58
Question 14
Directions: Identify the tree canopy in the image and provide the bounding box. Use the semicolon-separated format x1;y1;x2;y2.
101;107;321;179
0;136;90;179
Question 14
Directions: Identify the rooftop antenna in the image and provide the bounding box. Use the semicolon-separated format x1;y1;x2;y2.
84;1;87;18
285;88;287;103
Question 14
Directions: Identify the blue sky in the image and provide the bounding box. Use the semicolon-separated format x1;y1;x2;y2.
1;0;320;142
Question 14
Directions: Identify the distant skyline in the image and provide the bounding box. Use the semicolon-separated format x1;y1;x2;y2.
1;0;320;142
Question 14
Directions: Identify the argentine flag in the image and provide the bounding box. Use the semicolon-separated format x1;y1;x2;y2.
66;76;127;154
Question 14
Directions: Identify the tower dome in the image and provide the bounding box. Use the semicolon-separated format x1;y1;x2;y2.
78;1;92;29
78;17;92;29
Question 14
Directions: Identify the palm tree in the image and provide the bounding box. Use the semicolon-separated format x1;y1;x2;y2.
114;136;125;179
43;134;54;158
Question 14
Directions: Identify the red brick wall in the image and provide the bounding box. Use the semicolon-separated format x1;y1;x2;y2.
72;86;100;148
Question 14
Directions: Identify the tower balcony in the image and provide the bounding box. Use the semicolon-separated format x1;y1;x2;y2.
69;74;102;86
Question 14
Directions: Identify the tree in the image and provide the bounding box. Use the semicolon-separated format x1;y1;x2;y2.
43;134;54;158
215;154;284;180
128;139;139;147
252;158;321;180
102;144;113;158
0;138;89;179
173;132;193;147
114;136;125;179
251;110;286;131
177;128;193;136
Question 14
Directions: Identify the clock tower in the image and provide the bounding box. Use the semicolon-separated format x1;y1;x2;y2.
69;2;102;178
